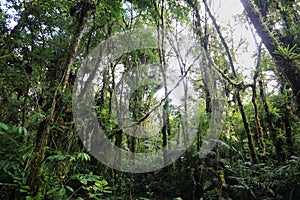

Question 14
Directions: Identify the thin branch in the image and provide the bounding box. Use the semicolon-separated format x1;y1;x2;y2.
203;0;237;78
126;54;201;128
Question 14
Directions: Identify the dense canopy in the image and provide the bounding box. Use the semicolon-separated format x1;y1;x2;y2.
0;0;299;199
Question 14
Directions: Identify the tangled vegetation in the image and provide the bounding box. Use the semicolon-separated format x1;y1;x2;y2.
0;0;299;199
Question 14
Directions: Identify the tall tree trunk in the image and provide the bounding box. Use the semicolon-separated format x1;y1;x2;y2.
27;1;94;195
203;0;258;164
154;0;170;166
252;83;265;155
258;75;283;161
252;44;266;157
185;1;210;198
240;0;300;106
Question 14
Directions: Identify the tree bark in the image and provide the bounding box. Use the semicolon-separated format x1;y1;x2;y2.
203;0;258;164
240;0;300;106
252;44;266;157
258;75;283;161
27;1;93;195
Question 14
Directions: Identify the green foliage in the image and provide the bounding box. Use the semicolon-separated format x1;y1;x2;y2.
0;0;299;199
71;172;112;199
275;44;300;60
223;156;300;199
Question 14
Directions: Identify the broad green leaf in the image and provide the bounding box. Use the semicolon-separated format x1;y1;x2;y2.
0;122;9;131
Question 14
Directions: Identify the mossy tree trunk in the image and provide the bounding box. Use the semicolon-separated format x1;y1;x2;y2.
27;1;95;195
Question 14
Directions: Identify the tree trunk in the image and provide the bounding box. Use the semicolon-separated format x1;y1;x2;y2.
252;44;266;157
203;0;259;164
284;106;293;156
237;93;259;164
240;0;300;106
27;1;93;195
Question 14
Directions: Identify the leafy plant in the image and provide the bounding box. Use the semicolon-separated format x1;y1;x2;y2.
275;44;300;60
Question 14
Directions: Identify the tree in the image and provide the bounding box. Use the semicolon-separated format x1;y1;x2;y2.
240;0;300;106
0;0;299;199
